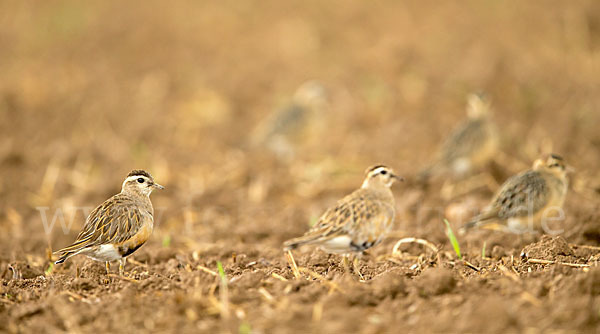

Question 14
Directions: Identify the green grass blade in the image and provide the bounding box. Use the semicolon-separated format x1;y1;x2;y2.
216;261;227;285
162;235;171;247
444;219;462;259
45;262;54;275
239;322;252;334
482;241;487;259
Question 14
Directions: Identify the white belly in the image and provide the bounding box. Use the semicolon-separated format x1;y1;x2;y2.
320;236;353;254
507;218;530;234
79;244;122;262
452;158;471;176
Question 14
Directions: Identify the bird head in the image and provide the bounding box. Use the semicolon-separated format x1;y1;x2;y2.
122;170;164;197
362;165;403;189
292;80;328;110
532;154;571;180
466;93;491;119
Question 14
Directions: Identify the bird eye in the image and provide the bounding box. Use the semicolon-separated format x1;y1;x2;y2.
137;178;144;183
380;170;387;175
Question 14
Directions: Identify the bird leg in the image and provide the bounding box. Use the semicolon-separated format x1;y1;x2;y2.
352;256;365;281
342;255;351;275
105;262;110;275
119;258;127;276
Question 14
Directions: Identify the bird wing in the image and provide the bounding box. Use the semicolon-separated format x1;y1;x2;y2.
469;170;549;226
349;197;395;248
252;104;306;144
284;189;394;248
440;119;488;162
420;119;489;180
267;104;306;138
54;194;147;255
492;171;549;219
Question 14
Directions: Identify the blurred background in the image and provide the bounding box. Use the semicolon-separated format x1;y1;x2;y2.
3;1;600;332
1;0;599;267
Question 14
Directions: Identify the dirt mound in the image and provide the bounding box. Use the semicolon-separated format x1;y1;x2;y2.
416;267;456;296
520;235;575;261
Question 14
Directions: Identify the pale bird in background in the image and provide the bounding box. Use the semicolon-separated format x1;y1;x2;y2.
284;165;401;278
251;80;328;161
460;154;570;234
419;93;499;182
54;170;163;275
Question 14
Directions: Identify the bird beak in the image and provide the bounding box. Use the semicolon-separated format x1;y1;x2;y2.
565;165;576;174
392;174;404;182
152;183;165;190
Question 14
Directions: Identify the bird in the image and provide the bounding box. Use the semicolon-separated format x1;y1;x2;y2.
460;154;569;234
419;93;499;182
251;80;328;161
54;170;163;275
283;165;401;277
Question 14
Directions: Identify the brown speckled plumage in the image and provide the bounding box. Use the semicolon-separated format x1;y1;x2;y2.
284;165;400;254
420;93;499;180
54;170;163;274
462;155;569;233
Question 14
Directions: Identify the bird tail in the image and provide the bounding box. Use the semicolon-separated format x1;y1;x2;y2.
417;162;444;184
53;240;90;264
459;212;498;235
283;239;303;252
53;250;75;264
283;235;320;251
458;219;480;234
416;167;432;183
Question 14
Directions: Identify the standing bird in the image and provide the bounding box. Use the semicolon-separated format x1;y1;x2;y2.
54;170;163;275
419;93;499;182
461;154;569;234
284;165;401;277
251;80;328;161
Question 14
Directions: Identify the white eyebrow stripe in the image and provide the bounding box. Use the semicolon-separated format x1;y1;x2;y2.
125;175;149;183
371;167;388;175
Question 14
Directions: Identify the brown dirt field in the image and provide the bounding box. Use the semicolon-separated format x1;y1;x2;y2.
1;1;600;333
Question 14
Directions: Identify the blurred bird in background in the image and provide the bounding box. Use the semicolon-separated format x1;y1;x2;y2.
420;93;499;181
251;80;328;162
460;154;570;234
419;93;500;198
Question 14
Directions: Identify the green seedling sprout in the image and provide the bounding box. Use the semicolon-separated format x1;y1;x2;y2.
482;241;487;259
45;262;54;275
162;235;171;247
239;322;252;334
444;219;462;259
216;261;227;285
216;261;230;319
